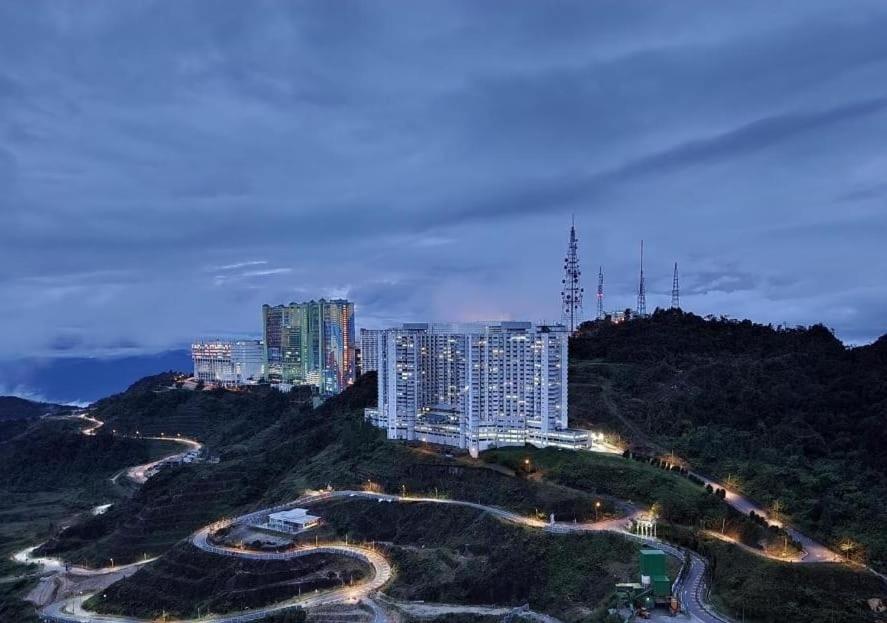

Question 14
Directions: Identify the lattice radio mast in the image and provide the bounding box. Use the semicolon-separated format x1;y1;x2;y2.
671;262;680;309
636;240;647;317
561;217;583;332
597;266;604;320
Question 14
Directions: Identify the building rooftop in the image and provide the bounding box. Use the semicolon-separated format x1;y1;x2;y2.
269;508;320;523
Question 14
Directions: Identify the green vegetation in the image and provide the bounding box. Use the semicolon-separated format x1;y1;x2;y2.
300;497;643;622
42;374;617;566
91;372;315;450
0;486;91;623
0;575;39;623
706;543;883;623
0;411;185;621
573;310;887;573
0;396;69;421
87;543;368;618
484;446;715;522
0;396;72;445
481;446;792;554
662;524;883;623
10;360;884;623
0;419;181;490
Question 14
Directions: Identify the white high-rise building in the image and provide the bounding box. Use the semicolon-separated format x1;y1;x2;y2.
359;328;384;374
192;339;264;387
365;322;589;456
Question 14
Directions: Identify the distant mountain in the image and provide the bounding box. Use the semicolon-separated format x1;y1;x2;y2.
0;349;192;405
0;396;68;421
570;308;887;572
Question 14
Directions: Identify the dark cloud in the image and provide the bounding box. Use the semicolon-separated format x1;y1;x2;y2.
0;0;885;361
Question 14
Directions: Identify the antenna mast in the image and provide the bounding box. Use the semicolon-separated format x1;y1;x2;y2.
671;262;680;309
561;216;583;332
597;266;604;320
636;240;647;317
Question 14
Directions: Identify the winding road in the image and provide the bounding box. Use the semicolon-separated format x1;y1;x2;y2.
35;486;727;623
22;410;870;623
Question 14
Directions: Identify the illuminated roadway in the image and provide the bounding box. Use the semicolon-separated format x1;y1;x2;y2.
38;488;729;623
686;469;839;564
30;412;864;623
73;411;204;486
191;490;731;623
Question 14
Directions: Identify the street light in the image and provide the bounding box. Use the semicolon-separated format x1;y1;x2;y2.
595;501;601;522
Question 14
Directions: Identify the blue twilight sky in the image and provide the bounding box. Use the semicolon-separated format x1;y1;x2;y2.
2;1;887;400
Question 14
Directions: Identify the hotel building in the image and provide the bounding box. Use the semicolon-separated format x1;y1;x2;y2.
364;321;589;456
191;339;264;387
262;299;356;394
359;328;384;374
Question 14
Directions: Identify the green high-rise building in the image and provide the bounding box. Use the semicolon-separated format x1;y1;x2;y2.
262;299;355;394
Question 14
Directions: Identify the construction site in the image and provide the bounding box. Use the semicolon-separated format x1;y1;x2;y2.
614;548;680;620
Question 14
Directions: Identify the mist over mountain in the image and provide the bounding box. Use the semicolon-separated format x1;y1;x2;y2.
0;349;191;405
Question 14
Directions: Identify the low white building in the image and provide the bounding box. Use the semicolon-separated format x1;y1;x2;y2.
192;339;264;387
266;508;320;534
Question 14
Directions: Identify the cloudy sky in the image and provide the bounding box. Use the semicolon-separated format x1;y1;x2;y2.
2;1;886;370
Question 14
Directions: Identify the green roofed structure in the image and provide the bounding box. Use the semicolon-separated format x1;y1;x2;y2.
639;548;671;599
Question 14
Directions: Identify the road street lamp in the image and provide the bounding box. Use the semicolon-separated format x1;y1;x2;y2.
595;501;601;522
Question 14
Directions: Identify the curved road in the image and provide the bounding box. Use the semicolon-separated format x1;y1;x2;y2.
198;490;730;623
30;412;858;623
41;542;390;623
38;488;729;623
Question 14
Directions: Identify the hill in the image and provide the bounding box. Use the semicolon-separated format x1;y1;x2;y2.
38;374;614;567
0;396;69;421
571;309;887;572
0;412;186;623
34;370;885;623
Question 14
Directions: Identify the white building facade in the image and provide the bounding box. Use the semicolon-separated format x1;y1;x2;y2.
191;339;264;387
266;508;320;534
365;322;588;456
359;328;383;375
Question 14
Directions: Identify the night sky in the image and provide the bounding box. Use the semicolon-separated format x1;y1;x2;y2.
2;2;886;401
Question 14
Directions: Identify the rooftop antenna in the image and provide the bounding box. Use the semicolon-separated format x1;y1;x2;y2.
636;240;647;317
597;266;604;320
561;215;583;332
671;262;680;309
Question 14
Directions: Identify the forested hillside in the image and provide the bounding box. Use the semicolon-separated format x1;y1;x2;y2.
0;396;68;420
39;374;612;567
28;367;885;622
571;309;887;571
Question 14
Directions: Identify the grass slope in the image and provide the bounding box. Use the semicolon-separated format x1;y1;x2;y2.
87;542;369;618
306;497;643;621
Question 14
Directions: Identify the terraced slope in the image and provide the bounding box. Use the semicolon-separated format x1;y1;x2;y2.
87;542;370;619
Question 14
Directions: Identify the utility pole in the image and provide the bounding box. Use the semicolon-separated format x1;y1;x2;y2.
671;262;680;309
561;216;584;332
636;240;647;317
